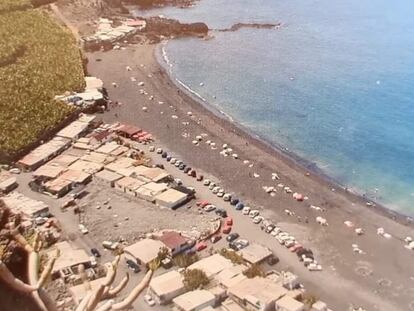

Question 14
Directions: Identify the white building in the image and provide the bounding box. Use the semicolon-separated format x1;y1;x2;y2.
148;270;186;304
173;290;216;311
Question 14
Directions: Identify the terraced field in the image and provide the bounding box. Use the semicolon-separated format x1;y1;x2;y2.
0;1;85;159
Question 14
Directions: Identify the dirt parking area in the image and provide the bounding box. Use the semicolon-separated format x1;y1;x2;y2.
79;180;215;244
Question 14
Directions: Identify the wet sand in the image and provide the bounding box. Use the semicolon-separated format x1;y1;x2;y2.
86;43;414;311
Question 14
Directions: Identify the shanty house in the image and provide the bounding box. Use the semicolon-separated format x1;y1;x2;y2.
114;176;146;196
17;137;71;171
173;290;216;311
116;124;141;138
2;192;49;218
228;277;288;311
237;243;273;265
275;296;305;311
159;231;189;256
94;169;123;187
123;239;165;266
148;270;186;304
0;171;17;193
44;178;72;198
155;188;188;209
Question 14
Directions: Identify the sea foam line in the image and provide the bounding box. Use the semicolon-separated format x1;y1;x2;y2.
175;78;207;102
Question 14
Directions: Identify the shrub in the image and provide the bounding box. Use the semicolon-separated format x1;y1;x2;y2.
183;269;209;291
173;253;199;268
218;248;245;265
243;264;265;278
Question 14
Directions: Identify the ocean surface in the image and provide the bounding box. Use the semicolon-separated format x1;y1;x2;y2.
134;0;414;216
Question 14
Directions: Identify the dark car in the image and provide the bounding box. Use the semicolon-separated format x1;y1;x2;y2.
126;259;140;273
155;164;165;169
226;233;240;242
189;170;197;177
196;175;204;181
166;155;172;162
178;163;186;170
161;151;168;158
184;248;196;256
228;242;239;251
265;224;275;233
235;202;244;210
184;167;192;174
230;198;239;206
91;248;101;258
215;208;227;218
267;255;279;266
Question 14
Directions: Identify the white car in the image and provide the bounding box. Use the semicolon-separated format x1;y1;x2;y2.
308;263;322;271
217;192;224;197
79;224;89;235
156;148;163;154
9;168;21;174
204;205;216;212
235;239;249;248
242;206;251;215
208;183;216;190
249;210;259;218
170;158;177;164
212;187;220;194
149;146;155;152
174;161;182;167
203;179;211;186
253;216;264;224
223;193;231;201
270;227;281;236
284;240;296;248
144;294;156;306
35;217;47;225
174;178;183;185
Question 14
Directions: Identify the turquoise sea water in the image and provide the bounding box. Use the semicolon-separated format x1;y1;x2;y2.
134;0;414;215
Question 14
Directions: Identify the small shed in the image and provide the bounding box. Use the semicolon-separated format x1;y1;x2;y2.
155;188;188;209
123;239;165;266
94;169;123;187
275;296;305;311
173;290;215;311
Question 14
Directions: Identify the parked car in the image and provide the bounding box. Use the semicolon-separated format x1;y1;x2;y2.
156;148;163;154
289;243;303;253
161;152;168;158
217;191;224;197
79;224;89;234
223;193;231;201
184;167;192;174
265;224;275;233
212;187;220;194
175;161;182;167
242;206;251;215
144;295;156;306
203;179;211;186
229;242;239;251
149;146;155;152
235;202;244;210
249;210;260;218
196;242;207;251
267;255;279;266
91;248;101;258
170;158;177;164
208;183;216;190
204;205;216;212
215;208;227;218
271;227;281;236
126;260;140;273
226;233;239;242
230;198;239;206
189;170;197;177
178;163;186;170
211;235;222;243
225;217;233;226
174;178;183;186
197;200;210;207
196;175;204;181
235;239;249;248
253;216;264;224
222;225;232;234
166;155;172;161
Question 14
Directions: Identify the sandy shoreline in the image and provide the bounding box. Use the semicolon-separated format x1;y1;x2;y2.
86;42;414;310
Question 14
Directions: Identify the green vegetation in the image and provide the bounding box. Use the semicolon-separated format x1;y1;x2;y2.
0;0;31;12
243;264;265;278
0;3;85;158
183;269;209;291
218;248;245;265
173;253;199;268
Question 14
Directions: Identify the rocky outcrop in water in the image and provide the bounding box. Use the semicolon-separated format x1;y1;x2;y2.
217;22;281;32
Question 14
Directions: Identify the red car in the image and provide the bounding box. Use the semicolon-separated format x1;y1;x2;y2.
222;225;232;234
210;235;222;243
225;217;233;226
196;242;207;252
196;200;210;208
